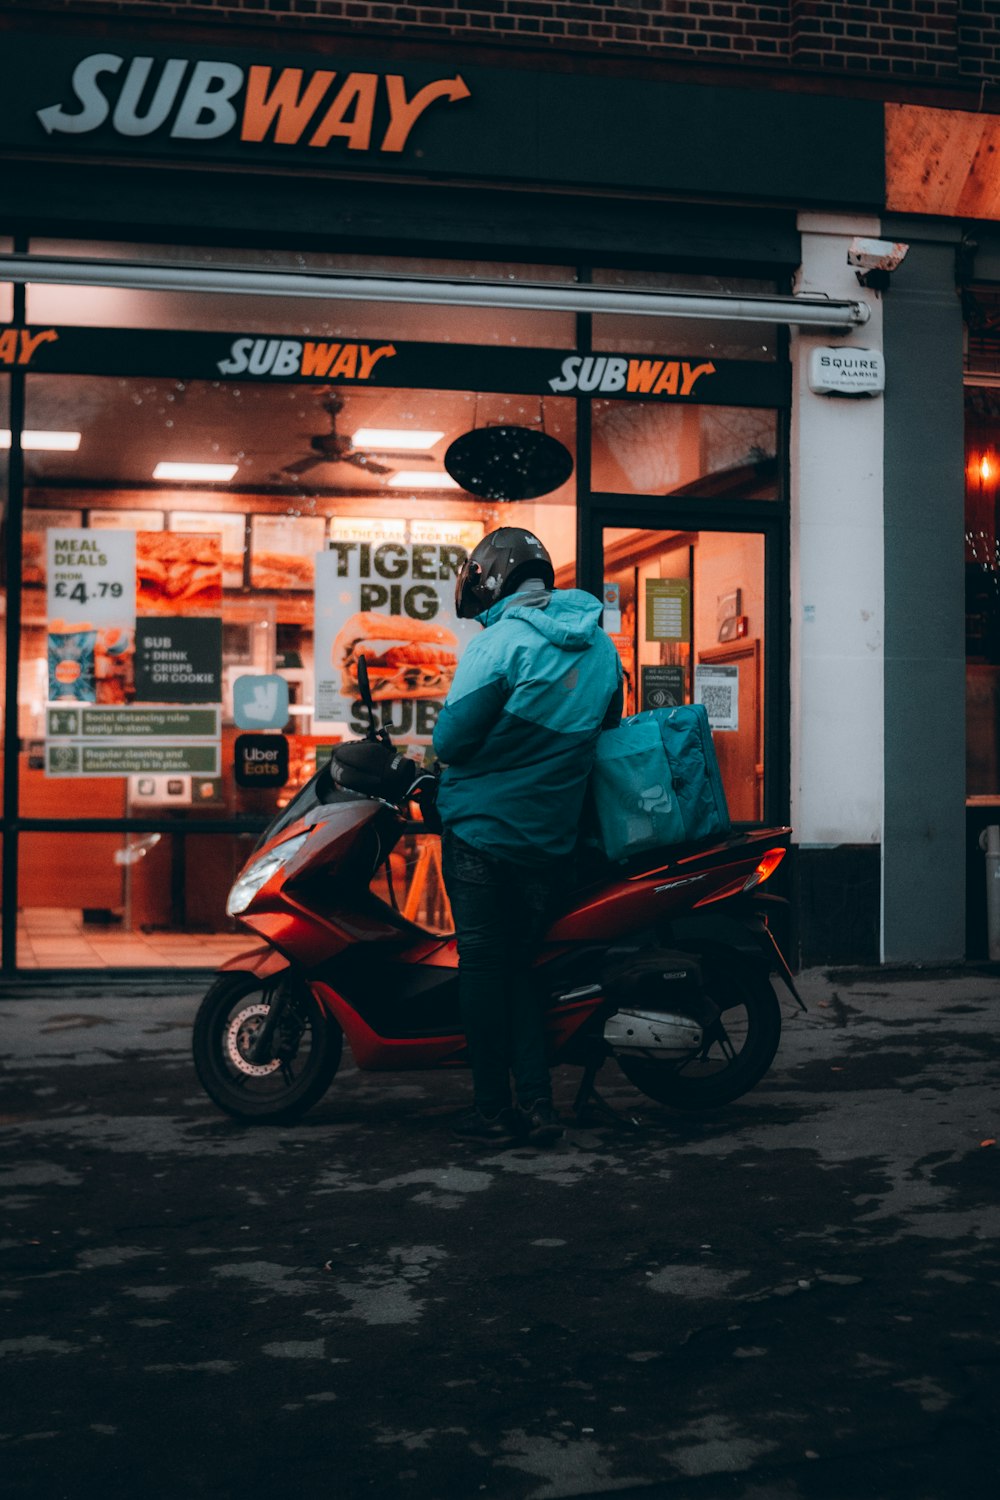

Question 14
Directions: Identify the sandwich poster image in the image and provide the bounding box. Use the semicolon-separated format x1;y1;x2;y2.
314;541;478;741
136;531;223;616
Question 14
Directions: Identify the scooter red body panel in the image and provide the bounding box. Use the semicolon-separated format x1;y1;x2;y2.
196;752;797;1129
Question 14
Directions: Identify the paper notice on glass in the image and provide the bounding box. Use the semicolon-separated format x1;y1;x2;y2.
46;529;136;705
694;664;739;731
47;529;136;629
329;516;408;546
645;578;690;642
313;543;478;741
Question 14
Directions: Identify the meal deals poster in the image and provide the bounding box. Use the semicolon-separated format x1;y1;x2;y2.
45;528;223;777
313;539;479;743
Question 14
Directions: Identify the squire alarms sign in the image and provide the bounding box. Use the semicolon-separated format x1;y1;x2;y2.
35;50;470;156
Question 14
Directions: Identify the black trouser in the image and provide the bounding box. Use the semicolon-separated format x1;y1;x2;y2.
441;828;560;1115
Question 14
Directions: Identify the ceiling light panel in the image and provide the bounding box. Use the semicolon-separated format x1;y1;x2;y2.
152;461;239;481
352;428;444;450
0;429;82;450
388;471;461;489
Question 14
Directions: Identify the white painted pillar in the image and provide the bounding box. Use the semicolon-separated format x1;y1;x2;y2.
789;215;885;867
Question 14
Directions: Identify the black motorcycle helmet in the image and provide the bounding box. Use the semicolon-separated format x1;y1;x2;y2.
454;526;555;620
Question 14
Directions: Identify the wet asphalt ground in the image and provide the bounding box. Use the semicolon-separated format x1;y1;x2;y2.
1;964;999;1500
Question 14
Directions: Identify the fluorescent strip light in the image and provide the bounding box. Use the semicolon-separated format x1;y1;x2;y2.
152;461;238;482
0;429;81;451
352;428;444;450
388;471;460;489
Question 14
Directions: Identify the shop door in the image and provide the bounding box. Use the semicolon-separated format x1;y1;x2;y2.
587;513;784;825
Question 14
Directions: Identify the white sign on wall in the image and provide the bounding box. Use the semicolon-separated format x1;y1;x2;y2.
808;347;885;397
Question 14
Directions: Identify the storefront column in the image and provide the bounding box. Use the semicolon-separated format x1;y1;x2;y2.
880;220;966;963
789;213;885;965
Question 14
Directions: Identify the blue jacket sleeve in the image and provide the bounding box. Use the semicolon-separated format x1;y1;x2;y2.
433;648;509;765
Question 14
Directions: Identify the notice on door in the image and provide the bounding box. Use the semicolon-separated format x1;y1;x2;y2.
645;578;690;642
694;664;739;731
642;664;686;710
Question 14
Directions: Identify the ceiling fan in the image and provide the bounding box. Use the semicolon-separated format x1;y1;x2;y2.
274;390;413;479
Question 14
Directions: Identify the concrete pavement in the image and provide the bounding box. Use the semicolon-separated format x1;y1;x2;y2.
1;964;999;1499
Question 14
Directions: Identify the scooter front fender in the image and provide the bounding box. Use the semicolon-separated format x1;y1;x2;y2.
218;944;291;982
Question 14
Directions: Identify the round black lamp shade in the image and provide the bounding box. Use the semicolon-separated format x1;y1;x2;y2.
444;425;574;501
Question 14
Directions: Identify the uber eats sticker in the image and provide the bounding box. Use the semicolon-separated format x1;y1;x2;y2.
313;542;478;742
235;734;289;789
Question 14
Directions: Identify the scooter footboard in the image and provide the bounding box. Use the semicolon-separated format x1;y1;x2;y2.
308;980;468;1071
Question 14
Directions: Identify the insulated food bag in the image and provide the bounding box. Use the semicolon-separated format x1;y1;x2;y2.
589;704;731;862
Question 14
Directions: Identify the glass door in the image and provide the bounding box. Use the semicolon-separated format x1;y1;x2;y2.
585;510;786;826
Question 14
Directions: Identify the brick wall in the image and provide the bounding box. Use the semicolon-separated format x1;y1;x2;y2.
1;0;999;86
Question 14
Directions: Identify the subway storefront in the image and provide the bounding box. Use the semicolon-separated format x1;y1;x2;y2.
0;28;887;971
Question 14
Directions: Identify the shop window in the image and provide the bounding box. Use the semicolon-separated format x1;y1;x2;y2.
591;268;779;362
592;400;778;499
602;525;766;822
26;241;576;346
965;384;1000;798
0;375;7;811
19;374;576;838
15;829;257;967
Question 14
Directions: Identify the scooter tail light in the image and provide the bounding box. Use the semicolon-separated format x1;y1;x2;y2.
742;847;787;892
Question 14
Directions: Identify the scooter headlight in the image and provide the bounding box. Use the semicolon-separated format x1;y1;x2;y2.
226;832;309;916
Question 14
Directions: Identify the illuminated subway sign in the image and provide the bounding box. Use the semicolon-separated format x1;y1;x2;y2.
36;54;471;154
548;355;717;396
216;338;398;378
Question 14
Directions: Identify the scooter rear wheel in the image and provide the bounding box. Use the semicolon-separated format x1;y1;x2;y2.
193;972;342;1124
615;958;781;1111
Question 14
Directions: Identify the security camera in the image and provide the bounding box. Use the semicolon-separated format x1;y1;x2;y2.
847;238;910;291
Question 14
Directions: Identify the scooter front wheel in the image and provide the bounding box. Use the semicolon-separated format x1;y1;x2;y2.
615;958;781;1111
192;971;342;1124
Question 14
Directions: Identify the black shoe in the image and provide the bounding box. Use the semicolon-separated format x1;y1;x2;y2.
519;1099;564;1145
451;1106;523;1142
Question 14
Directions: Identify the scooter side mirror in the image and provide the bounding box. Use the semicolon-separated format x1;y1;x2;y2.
356;654;379;742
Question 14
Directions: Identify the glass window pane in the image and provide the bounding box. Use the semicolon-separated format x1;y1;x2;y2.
27;242;576;345
965;383;1000;798
593;400;778;498
21;374;576;822
0;375;7;817
16;830;255;967
603;525;765;821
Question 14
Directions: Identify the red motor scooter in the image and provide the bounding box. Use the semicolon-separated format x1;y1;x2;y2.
193;658;803;1126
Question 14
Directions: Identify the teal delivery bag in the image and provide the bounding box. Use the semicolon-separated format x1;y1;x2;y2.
655;703;731;843
589;714;687;862
590;704;730;861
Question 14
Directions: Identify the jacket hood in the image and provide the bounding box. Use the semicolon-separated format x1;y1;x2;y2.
481;587;605;652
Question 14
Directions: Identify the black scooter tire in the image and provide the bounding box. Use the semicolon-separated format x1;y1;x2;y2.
616;960;781;1111
193;971;342;1124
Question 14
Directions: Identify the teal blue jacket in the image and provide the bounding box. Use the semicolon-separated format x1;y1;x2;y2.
433;587;623;864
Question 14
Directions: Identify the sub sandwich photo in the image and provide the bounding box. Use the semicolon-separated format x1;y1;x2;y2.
334;611;458;700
